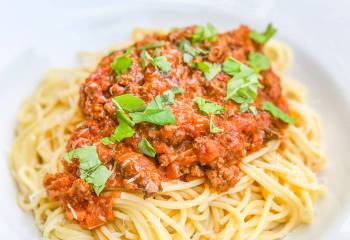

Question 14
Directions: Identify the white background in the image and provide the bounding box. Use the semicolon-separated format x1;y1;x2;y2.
0;0;349;239
0;0;349;82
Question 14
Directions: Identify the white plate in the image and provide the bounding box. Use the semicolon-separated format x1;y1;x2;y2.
0;1;350;239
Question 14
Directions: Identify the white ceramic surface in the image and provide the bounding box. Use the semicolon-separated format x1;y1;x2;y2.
0;1;350;239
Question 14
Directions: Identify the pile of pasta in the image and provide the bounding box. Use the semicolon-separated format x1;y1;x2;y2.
10;30;326;240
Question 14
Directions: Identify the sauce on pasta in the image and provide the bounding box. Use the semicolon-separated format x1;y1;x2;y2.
43;25;289;229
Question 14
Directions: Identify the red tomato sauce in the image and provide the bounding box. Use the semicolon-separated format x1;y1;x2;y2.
44;25;288;229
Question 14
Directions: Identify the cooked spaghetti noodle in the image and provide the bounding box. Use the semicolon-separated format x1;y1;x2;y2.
10;28;326;240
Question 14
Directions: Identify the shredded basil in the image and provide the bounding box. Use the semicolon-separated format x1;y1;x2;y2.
209;115;223;133
223;57;260;114
248;52;270;72
129;87;183;126
262;101;296;124
192;23;218;43
130;108;176;125
250;23;277;44
179;40;208;63
195;61;221;81
102;94;145;144
138;137;156;157
193;97;225;115
64;146;112;195
145;86;183;112
111;49;133;76
112;94;146;112
140;50;172;73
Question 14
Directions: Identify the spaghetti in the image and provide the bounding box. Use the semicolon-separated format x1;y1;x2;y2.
10;27;326;240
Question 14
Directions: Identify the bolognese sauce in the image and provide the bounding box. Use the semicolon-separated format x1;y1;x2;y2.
44;24;289;229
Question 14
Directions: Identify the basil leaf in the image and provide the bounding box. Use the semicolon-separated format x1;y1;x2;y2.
166;86;184;95
101;137;115;145
223;57;244;76
224;57;261;114
130;108;176;125
183;53;193;64
84;165;112;195
239;102;249;113
111;54;133;76
101;98;137;145
193;97;225;115
103;88;181;144
116;109;135;127
250;23;277;44
154;56;172;73
196;61;221;81
226;76;260;101
79;163;101;180
64;146;100;169
140;50;172;73
248;52;270;72
141;41;165;50
145;86;183;112
140;50;153;69
262;101;296;125
111;117;136;142
112;94;146;112
158;86;183;105
179;40;208;63
128;112;144;124
128;87;181;126
138;137;156;157
179;40;208;56
64;146;112;195
192;23;218;43
210;115;223;133
249;105;258;115
226;77;260;113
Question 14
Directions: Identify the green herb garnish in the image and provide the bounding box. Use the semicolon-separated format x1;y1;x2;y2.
179;40;208;63
101;137;115;145
223;57;244;76
154;56;172;73
140;50;172;73
248;52;270;72
64;146;112;195
102;117;135;144
192;23;218;43
223;57;260;114
138;137;156;157
130;108;176;125
209;115;223;133
103;88;182;144
250;23;277;44
115;107;135;127
102;94;146;144
140;50;153;69
111;49;133;76
183;53;193;64
129;87;183;126
195;61;221;81
101;114;135;144
112;94;146;112
193;97;225;115
145;86;183;112
262;101;296;124
84;165;113;195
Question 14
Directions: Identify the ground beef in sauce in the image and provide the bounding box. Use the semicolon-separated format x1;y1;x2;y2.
44;24;288;229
